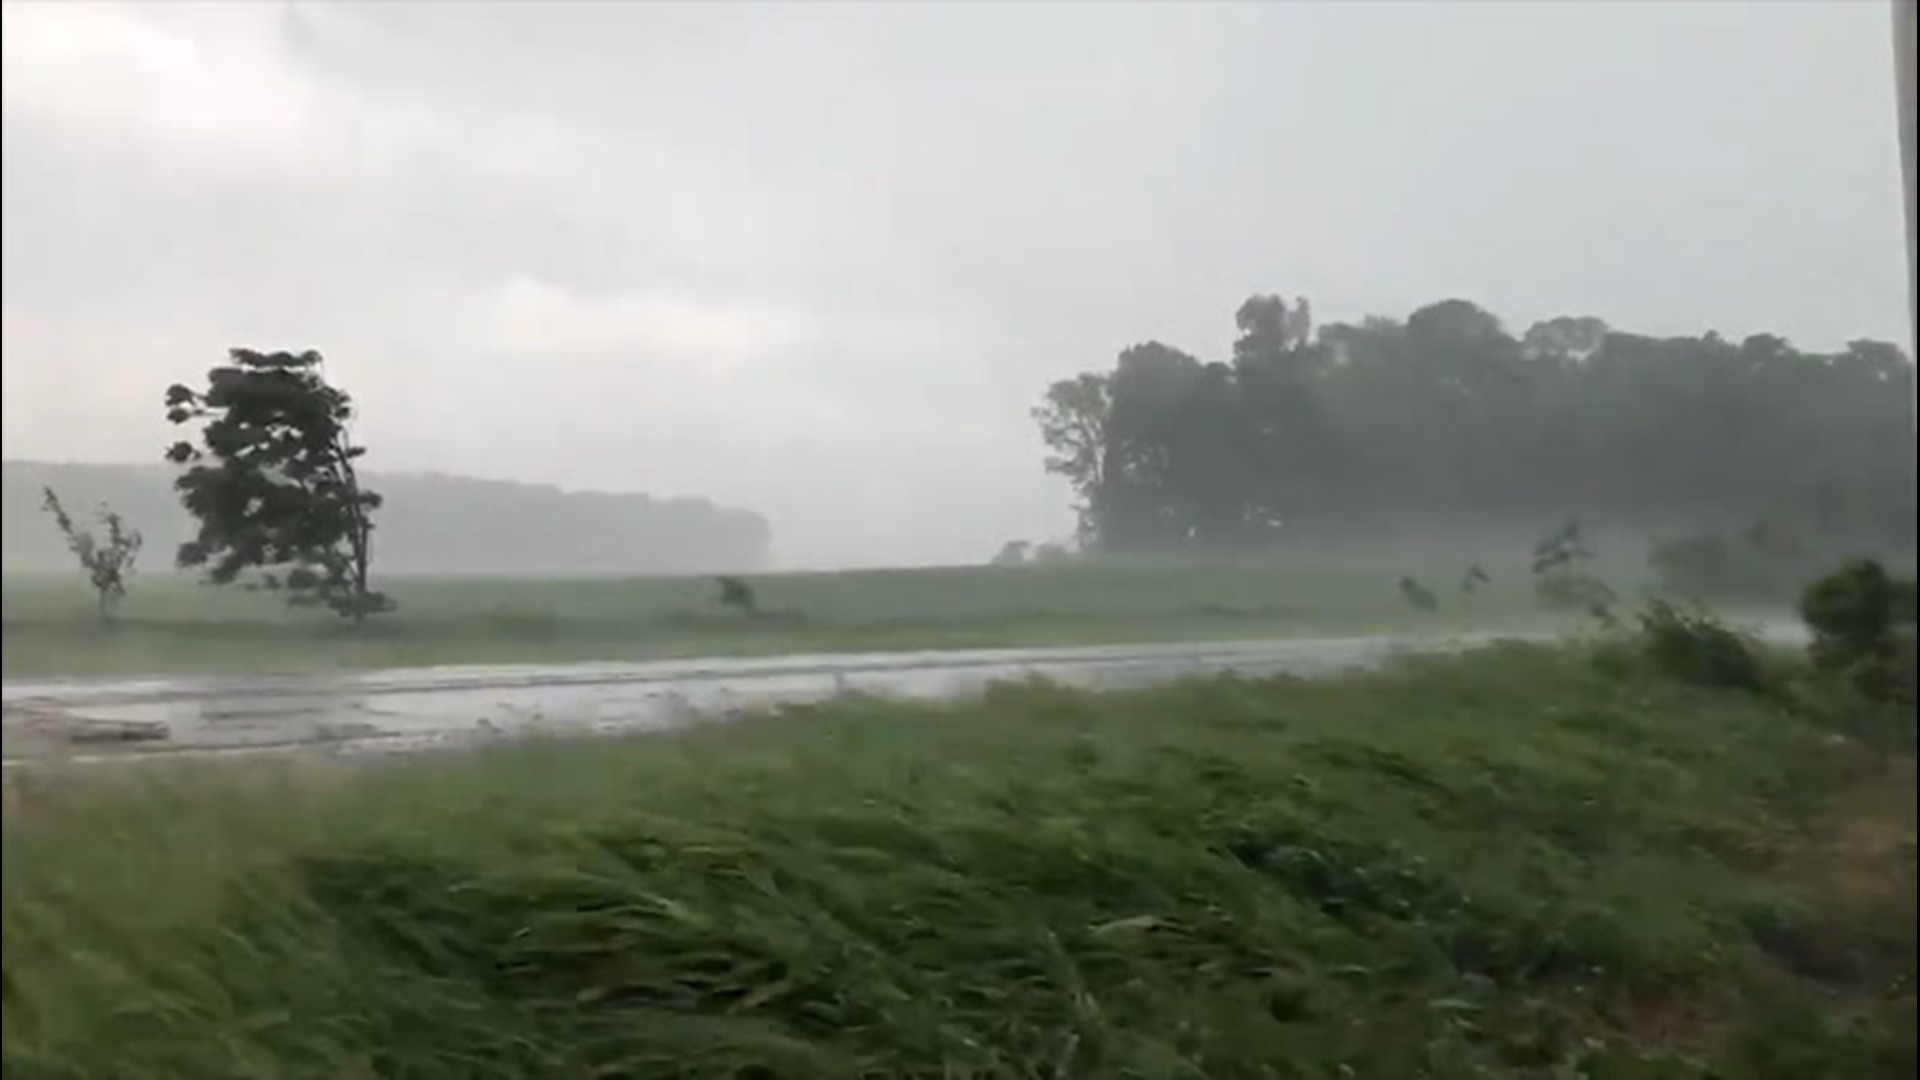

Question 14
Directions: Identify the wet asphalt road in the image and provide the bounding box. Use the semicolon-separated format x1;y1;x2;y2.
2;622;1805;769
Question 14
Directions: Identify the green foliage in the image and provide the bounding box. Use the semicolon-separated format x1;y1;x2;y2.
1038;296;1916;554
1398;575;1438;612
165;349;391;621
988;539;1030;566
36;487;142;623
1802;559;1897;662
5;649;1909;1076
1633;597;1768;694
715;575;759;616
987;541;1071;567
1799;558;1914;706
1031;372;1113;550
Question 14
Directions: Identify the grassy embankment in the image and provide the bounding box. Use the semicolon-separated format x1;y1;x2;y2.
5;636;1912;1077
2;546;1665;680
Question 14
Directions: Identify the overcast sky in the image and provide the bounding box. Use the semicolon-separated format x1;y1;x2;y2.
2;1;1910;569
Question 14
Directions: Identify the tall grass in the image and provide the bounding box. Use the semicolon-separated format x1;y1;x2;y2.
6;645;1912;1077
2;549;1597;678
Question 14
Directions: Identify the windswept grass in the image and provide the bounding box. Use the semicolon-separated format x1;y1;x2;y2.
5;644;1912;1077
3;548;1617;679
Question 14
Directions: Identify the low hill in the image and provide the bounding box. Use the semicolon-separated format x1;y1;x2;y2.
3;461;773;576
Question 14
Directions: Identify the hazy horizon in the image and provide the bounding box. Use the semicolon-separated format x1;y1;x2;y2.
4;1;1912;570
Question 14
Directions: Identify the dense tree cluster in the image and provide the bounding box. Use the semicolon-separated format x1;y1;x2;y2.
1036;296;1916;552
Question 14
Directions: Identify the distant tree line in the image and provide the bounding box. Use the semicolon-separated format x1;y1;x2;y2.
4;466;773;577
1035;295;1916;553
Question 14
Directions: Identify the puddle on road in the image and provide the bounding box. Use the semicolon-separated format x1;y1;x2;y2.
3;624;1806;769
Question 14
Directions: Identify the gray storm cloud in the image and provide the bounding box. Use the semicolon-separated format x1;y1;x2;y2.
3;0;1910;567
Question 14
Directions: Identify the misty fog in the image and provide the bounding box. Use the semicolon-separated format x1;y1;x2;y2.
3;0;1912;570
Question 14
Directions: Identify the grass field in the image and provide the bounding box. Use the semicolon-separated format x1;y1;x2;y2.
4;640;1913;1077
3;545;1659;679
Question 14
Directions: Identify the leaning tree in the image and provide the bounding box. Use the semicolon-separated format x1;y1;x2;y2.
165;348;392;621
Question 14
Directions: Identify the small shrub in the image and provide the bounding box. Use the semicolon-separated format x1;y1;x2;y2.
1784;633;1916;752
39;486;143;624
715;575;760;616
989;540;1030;566
1801;559;1895;665
1458;562;1490;596
1398;576;1438;612
1797;558;1914;703
1634;597;1767;693
1532;518;1617;620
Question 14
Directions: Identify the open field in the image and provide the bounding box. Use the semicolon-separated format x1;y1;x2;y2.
4;545;1680;680
5;642;1913;1077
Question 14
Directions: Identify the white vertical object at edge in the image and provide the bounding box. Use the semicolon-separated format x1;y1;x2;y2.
1897;1;1916;350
